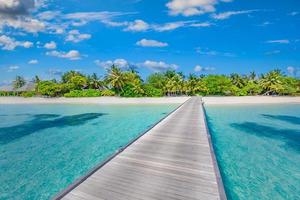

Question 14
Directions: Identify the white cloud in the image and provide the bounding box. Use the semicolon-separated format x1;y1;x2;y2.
153;21;189;32
166;0;233;17
46;50;81;60
1;17;45;33
7;65;19;72
124;19;149;32
196;47;235;57
211;10;257;20
266;40;290;44
44;41;56;49
136;39;168;47
65;29;91;43
194;65;215;72
28;59;38;64
37;11;61;20
0;0;35;15
190;22;213;27
0;35;33;50
64;11;127;27
95;58;129;69
140;60;178;71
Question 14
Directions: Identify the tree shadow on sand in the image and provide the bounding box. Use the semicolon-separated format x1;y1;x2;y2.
230;122;300;152
0;113;107;144
262;114;300;125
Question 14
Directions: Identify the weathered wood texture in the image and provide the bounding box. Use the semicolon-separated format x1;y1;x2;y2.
60;97;226;200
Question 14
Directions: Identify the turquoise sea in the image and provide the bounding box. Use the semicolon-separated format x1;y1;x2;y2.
205;104;300;200
0;103;178;200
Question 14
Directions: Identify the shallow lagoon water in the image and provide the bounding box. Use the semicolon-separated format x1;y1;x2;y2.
205;104;300;200
0;103;178;199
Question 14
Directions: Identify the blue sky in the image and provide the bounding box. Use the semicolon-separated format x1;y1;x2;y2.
0;0;299;84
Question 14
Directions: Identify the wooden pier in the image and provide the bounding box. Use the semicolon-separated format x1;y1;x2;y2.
56;97;226;200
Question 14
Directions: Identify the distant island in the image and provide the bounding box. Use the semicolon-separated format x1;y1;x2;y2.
0;65;299;97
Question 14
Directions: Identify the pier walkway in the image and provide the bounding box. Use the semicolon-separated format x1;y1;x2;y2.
57;97;226;200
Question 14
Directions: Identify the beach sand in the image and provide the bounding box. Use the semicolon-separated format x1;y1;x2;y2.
0;96;190;104
1;96;300;105
202;96;300;105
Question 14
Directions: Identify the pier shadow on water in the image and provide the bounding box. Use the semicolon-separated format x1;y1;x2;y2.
0;113;107;144
261;114;300;125
230;122;300;152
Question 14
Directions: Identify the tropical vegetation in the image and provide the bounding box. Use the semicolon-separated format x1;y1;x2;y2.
1;66;299;97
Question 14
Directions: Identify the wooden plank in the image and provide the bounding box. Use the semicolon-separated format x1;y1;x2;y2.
56;97;226;200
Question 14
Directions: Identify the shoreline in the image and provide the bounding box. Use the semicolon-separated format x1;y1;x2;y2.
0;96;300;105
202;96;300;105
0;96;190;105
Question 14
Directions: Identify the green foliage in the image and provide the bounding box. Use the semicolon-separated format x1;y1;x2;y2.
101;89;116;96
120;84;144;97
259;70;284;95
37;81;69;97
68;75;88;90
147;73;166;89
143;84;163;97
61;71;83;83
13;76;26;89
64;89;102;97
105;65;126;93
201;75;233;95
0;91;18;96
21;91;36;97
7;68;300;98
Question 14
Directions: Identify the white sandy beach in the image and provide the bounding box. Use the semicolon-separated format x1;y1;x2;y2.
202;96;300;105
1;96;300;105
0;96;190;104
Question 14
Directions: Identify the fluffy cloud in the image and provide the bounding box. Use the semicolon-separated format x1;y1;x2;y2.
124;20;149;32
140;60;178;71
1;17;45;33
7;65;19;72
0;35;33;50
65;30;91;43
194;65;215;72
211;10;257;20
266;40;290;44
0;0;46;33
0;0;35;16
136;39;168;47
44;41;56;49
166;0;233;17
46;50;81;60
28;59;38;64
95;58;129;69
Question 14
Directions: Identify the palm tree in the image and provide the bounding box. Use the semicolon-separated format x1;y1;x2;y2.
186;74;198;95
259;70;284;95
62;71;82;83
13;76;26;89
88;73;103;89
249;71;256;81
230;73;245;88
105;65;126;93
